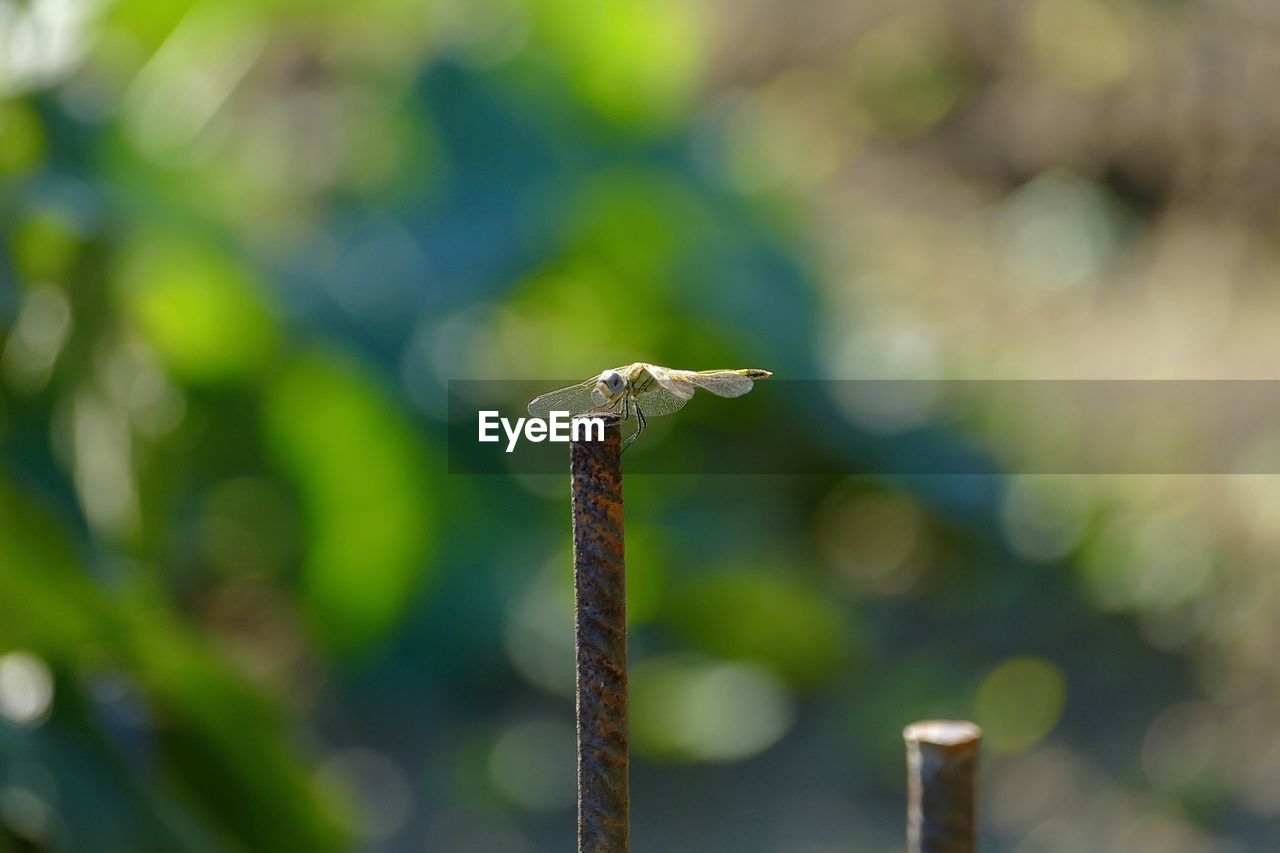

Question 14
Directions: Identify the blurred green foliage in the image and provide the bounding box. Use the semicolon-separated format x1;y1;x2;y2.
265;352;435;654
2;0;1278;851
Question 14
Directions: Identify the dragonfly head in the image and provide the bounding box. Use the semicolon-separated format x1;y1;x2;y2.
597;370;626;399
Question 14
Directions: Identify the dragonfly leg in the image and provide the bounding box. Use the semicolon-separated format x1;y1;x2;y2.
618;400;645;453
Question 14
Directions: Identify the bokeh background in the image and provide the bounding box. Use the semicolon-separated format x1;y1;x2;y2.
3;0;1280;850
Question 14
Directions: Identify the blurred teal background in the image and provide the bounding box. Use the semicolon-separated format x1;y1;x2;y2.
3;0;1280;850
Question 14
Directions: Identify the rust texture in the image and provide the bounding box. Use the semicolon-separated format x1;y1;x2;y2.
571;414;628;853
904;720;982;853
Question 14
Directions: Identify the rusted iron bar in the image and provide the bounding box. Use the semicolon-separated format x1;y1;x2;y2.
571;413;628;853
904;720;982;853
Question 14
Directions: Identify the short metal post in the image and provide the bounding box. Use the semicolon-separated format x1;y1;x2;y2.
571;414;628;852
904;720;982;853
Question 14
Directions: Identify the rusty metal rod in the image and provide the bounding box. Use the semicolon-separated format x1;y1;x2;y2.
571;413;628;852
904;720;982;853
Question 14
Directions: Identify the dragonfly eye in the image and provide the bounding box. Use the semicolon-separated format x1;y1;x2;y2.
599;371;625;396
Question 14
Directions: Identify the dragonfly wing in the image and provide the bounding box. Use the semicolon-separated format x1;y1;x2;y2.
634;385;691;417
647;365;697;401
685;369;756;398
528;380;597;418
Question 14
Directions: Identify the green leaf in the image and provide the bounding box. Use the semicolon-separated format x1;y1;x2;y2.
264;351;437;655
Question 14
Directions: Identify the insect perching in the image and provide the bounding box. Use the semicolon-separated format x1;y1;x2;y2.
548;364;771;851
528;363;773;450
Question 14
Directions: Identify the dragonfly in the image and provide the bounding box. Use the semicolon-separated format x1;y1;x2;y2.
528;363;773;450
